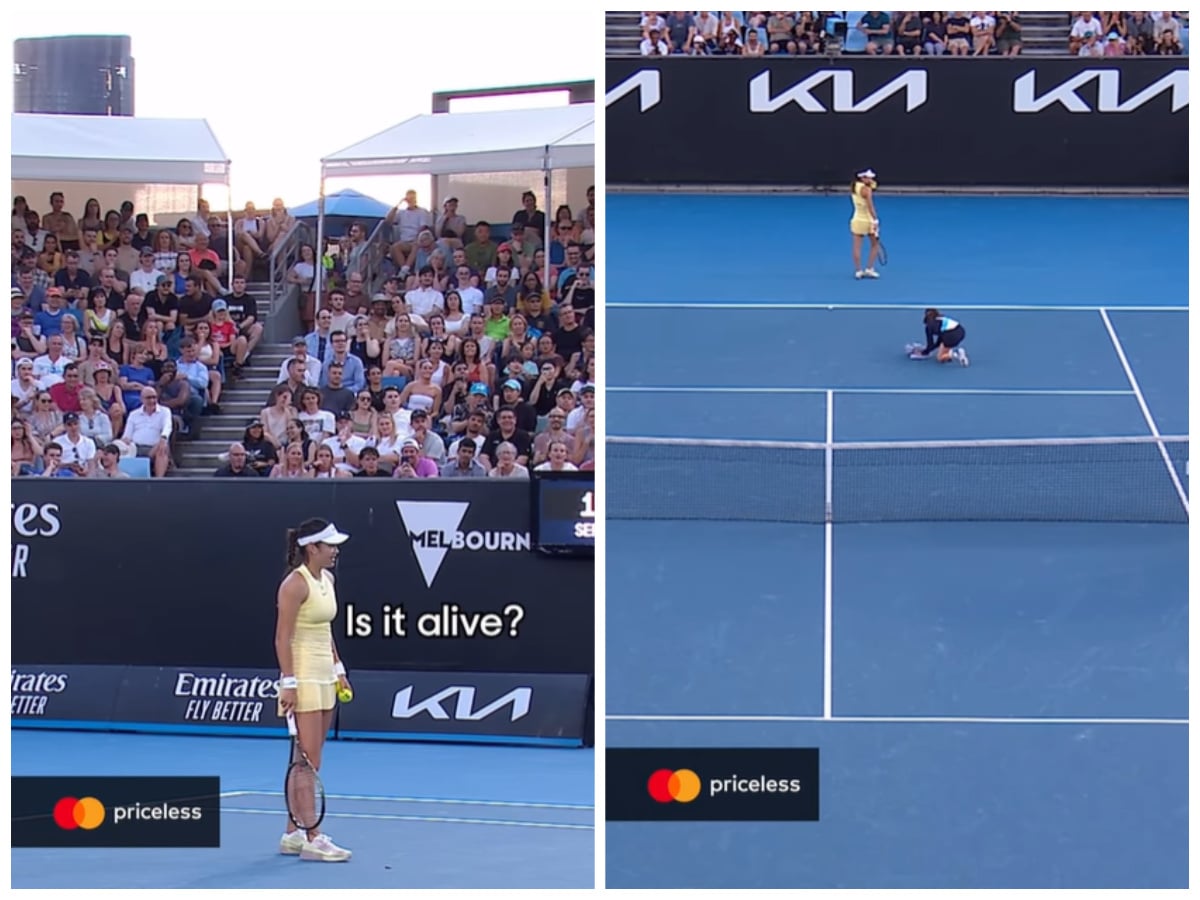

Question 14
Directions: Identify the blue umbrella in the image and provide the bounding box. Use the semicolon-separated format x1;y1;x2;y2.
291;188;393;220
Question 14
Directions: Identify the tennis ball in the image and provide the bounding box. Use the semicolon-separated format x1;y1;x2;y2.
337;687;353;703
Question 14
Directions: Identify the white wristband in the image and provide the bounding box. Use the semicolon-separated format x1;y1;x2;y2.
333;663;346;677
280;676;298;689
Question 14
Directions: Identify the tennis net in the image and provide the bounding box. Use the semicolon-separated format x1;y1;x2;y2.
607;434;1189;524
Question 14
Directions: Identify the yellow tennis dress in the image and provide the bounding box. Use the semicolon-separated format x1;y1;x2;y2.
850;181;875;236
283;565;338;715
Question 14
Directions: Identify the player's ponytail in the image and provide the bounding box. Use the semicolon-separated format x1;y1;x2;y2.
285;528;303;570
924;308;939;323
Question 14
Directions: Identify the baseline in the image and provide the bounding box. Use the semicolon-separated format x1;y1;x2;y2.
606;714;1187;726
609;301;1187;312
610;386;1135;397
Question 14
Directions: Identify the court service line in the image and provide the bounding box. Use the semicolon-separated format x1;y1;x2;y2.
607;714;1187;726
221;807;593;830
610;386;1136;397
1098;308;1190;516
609;301;1187;313
823;390;834;721
220;790;593;810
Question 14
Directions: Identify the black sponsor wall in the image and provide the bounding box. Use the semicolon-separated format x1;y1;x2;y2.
12;481;593;746
606;58;1188;189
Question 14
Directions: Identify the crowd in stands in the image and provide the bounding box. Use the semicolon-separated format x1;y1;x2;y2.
11;191;284;477
218;187;598;479
638;11;1187;55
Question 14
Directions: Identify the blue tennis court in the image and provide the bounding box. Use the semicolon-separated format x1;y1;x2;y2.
11;730;593;889
604;194;1188;889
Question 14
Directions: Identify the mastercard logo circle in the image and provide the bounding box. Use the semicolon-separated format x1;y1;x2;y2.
647;768;701;804
53;796;106;830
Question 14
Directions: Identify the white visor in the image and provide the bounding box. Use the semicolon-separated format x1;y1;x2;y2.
858;169;877;179
297;523;351;547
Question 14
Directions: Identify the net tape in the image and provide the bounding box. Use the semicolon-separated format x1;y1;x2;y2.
607;434;1189;524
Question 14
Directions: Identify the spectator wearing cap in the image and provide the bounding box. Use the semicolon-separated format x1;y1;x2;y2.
483;296;511;342
481;407;533;470
446;381;492;436
209;299;248;373
13;311;44;363
435;198;467;246
91;442;129;478
156;358;203;438
641;26;669;55
241;420;278;475
129;248;165;295
89;363;125;436
279;336;322;387
57;411;97;474
352;445;389;478
407;408;445;462
441;439;488;478
488;442;530;479
34;334;71;387
532;408;575;467
498;378;537;432
119;386;172;477
394;438;439;479
12;358;43;415
48;362;85;413
34;287;71;338
214;442;259;477
129;213;153;251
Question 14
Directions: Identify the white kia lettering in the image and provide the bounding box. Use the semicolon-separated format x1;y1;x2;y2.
1013;69;1188;113
749;69;928;113
605;70;662;112
391;686;533;722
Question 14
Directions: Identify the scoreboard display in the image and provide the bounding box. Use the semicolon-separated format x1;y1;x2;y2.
531;472;595;555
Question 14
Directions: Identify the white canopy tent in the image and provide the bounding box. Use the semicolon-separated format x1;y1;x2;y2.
11;113;233;283
318;103;595;304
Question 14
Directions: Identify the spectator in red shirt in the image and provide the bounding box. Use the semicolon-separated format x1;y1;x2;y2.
48;362;85;413
188;232;223;295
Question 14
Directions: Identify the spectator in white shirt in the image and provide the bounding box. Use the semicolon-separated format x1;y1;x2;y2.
128;248;164;295
641;27;670;55
12;358;43;414
33;334;70;387
1070;11;1103;53
969;11;996;54
278;336;322;386
453;264;485;316
57;412;97;475
534;439;578;472
488;441;529;479
120;386;172;477
404;266;445;332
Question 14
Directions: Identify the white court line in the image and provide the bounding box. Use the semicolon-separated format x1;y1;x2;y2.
609;301;1187;313
609;386;1136;397
1098;308;1190;516
823;390;834;721
607;714;1187;726
220;790;592;810
221;807;592;831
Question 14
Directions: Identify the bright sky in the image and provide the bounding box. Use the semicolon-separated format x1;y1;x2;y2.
6;2;597;210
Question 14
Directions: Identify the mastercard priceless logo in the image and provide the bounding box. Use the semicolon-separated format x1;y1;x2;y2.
647;768;702;804
53;796;106;831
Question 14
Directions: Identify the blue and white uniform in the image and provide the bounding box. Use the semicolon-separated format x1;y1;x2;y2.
921;316;965;354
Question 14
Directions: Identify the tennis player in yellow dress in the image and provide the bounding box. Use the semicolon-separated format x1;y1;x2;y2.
850;168;882;280
275;518;354;862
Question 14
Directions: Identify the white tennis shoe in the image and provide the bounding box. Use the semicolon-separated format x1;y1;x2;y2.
300;833;352;862
863;268;880;279
956;349;970;367
279;831;305;855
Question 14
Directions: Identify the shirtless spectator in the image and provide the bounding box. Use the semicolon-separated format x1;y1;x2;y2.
41;192;80;252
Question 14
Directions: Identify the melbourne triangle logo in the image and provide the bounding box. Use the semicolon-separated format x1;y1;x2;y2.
395;501;470;588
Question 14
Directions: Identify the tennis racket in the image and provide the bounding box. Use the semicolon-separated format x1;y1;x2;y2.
876;235;888;267
284;712;326;831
